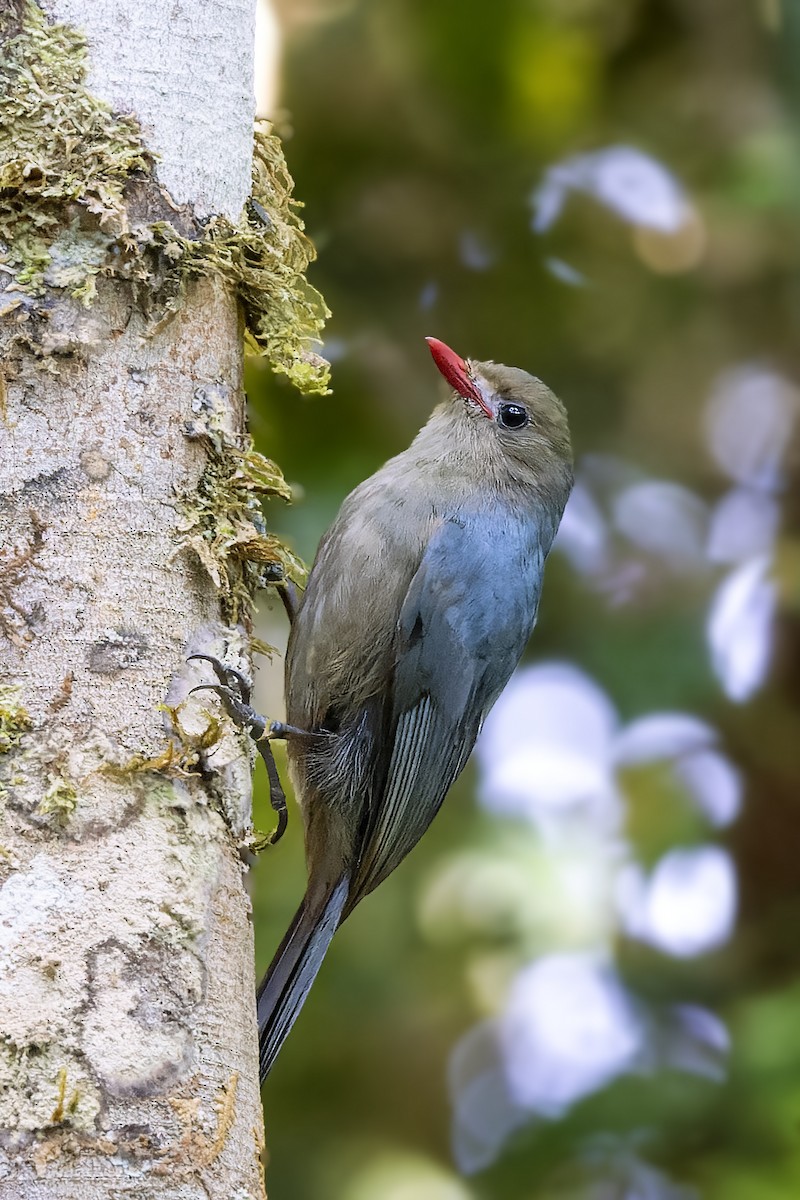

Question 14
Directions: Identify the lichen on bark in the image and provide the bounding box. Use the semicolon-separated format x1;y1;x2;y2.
0;0;330;394
178;382;307;626
0;686;32;754
0;1;319;1190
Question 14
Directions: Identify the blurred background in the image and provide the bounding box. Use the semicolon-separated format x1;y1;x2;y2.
245;2;800;1197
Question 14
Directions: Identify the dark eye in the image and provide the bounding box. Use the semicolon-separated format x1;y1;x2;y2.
497;402;528;430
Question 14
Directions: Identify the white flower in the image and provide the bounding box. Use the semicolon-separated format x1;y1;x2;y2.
707;555;776;702
611;481;709;571
618;847;737;957
477;664;619;827
532;146;692;235
705;365;800;491
707;487;781;564
500;953;644;1116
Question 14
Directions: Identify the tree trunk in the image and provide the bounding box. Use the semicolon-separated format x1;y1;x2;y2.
0;1;297;1195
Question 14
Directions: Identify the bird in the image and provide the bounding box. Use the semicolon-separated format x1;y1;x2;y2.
195;336;572;1083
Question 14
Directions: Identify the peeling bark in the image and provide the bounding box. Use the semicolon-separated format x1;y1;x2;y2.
0;2;270;1196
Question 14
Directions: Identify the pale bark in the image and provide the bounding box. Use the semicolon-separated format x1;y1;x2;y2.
0;2;267;1196
45;0;256;218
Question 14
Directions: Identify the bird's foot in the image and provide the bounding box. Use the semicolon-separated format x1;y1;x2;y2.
188;654;310;743
188;653;290;845
188;652;260;723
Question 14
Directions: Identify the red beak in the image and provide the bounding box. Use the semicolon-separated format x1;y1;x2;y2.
425;337;491;417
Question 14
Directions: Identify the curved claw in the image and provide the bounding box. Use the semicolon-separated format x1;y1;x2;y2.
264;785;288;846
188;682;267;738
187;653;252;705
187;656;292;850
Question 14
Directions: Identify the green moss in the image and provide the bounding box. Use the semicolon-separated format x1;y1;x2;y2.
152;124;331;395
102;703;225;780
0;685;32;754
37;777;78;822
0;3;330;393
50;1066;81;1125
179;384;306;625
0;3;152;267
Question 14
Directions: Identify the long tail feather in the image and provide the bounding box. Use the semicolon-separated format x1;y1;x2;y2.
257;874;350;1083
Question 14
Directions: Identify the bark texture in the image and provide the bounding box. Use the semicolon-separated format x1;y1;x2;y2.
0;2;268;1196
43;0;256;218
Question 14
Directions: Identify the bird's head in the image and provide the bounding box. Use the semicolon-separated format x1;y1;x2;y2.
425;336;572;488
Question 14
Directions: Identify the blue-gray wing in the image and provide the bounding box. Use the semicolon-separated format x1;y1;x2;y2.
351;513;544;900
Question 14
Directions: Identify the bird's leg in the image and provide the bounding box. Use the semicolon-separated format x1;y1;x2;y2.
188;653;312;845
188;654;313;738
277;579;300;626
262;562;300;628
263;718;314;740
253;736;288;846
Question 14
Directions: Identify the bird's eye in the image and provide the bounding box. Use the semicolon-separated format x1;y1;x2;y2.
497;402;528;430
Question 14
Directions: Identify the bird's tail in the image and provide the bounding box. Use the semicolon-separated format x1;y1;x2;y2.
257;874;350;1083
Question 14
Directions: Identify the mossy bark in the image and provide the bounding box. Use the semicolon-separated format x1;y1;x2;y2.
0;1;320;1195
